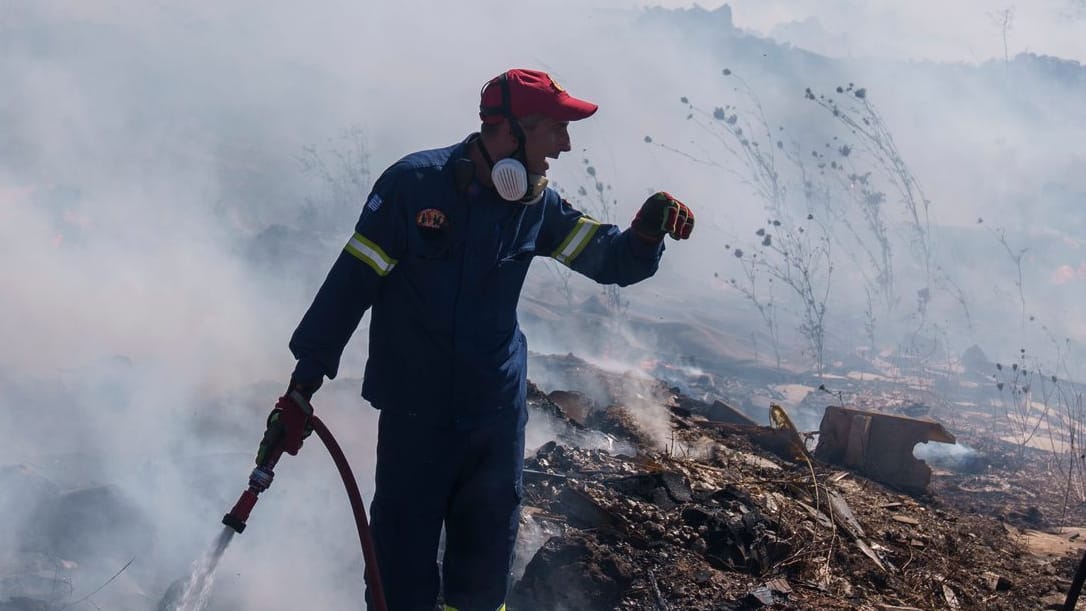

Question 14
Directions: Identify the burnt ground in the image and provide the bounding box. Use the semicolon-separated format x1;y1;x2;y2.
509;353;1086;610
4;347;1086;610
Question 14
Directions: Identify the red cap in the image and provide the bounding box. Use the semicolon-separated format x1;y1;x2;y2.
479;69;598;124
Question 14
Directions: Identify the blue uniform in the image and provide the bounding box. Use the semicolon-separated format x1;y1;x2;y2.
288;134;663;611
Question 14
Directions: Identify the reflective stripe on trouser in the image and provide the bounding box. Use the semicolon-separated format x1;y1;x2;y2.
366;407;526;611
444;605;505;611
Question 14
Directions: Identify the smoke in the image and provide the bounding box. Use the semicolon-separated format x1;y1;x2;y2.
914;442;986;473
3;0;1086;609
726;0;1086;63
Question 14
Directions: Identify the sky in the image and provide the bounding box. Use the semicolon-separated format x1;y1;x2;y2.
2;1;1086;609
664;0;1086;63
755;1;1083;62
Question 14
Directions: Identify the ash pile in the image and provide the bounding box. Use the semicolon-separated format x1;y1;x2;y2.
0;467;156;611
510;354;1075;610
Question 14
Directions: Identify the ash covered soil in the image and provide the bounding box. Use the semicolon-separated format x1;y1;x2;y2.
507;353;1086;611
4;350;1086;610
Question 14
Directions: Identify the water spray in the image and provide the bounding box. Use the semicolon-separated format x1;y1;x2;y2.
171;527;234;611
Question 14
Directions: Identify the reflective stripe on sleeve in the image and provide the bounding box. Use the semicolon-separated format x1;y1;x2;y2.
344;232;397;276
551;217;601;265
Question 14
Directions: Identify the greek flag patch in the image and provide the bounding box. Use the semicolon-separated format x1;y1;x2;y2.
365;193;383;212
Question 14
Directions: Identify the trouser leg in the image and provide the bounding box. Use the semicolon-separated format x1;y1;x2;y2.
441;407;526;611
367;411;457;611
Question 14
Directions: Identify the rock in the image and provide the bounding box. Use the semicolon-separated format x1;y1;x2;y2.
1040;592;1065;609
765;577;792;594
559;485;625;533
700;507;790;574
0;552;73;608
0;465;60;512
681;506;715;528
0;598;51;611
659;471;693;503
21;485;154;567
509;535;634;611
534;442;574;472
610;472;692;507
982;571;1013;591
743;585;774;606
651;487;677;511
693;568;713;585
547;390;598;426
585;405;657;448
0;465;60;550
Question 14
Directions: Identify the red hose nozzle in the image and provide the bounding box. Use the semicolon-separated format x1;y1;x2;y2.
222;488;258;533
222;465;275;534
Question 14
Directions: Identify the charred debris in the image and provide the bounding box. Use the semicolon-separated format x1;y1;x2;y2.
509;353;1083;610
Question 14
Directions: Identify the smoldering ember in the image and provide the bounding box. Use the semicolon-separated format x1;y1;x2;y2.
506;353;1086;610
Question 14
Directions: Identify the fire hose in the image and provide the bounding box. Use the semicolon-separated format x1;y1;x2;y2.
222;406;387;611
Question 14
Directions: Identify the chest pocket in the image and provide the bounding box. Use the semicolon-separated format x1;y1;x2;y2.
409;207;458;260
400;207;460;332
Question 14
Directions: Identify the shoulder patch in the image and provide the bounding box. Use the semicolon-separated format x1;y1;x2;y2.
365;193;383;212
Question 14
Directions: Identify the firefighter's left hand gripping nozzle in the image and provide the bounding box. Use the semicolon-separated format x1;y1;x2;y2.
223;391;312;534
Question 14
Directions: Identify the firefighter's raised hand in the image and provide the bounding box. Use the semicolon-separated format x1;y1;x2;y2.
255;379;320;465
631;192;694;242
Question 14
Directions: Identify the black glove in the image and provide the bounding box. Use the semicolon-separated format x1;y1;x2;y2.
255;378;321;466
631;191;695;242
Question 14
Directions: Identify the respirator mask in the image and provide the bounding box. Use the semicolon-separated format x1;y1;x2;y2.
478;74;548;205
484;151;547;205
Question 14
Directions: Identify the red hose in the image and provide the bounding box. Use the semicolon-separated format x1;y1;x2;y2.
310;416;388;611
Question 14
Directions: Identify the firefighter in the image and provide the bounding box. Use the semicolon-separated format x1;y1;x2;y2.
263;68;694;611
